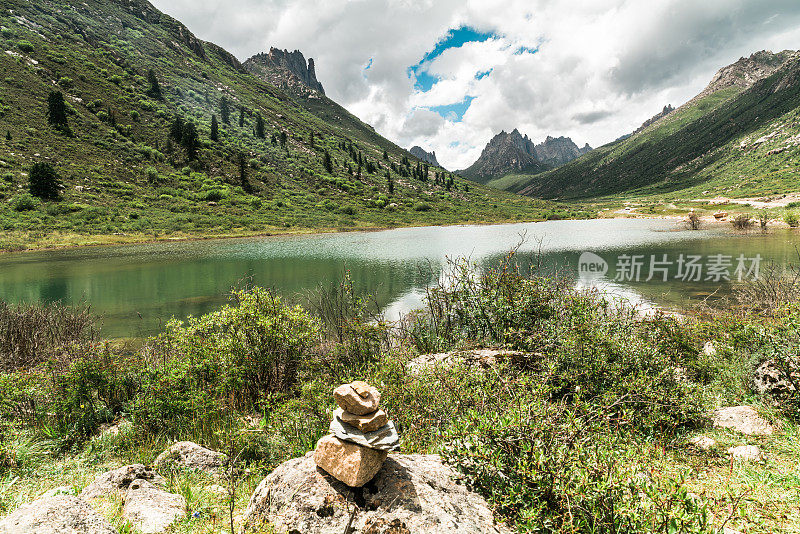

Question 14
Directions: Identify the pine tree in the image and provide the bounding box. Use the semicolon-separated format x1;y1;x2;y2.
46;91;70;133
270;133;277;145
309;131;315;149
239;106;245;128
146;69;162;100
383;149;388;160
29;162;61;200
182;121;199;160
170;116;184;142
386;170;394;195
279;131;287;147
464;183;470;193
239;152;252;193
210;114;219;142
323;150;333;174
255;113;265;139
220;97;231;125
5;131;10;141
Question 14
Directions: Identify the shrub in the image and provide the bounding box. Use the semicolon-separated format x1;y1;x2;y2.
16;40;33;53
129;110;140;121
731;214;753;230
0;301;97;371
11;194;37;212
785;212;799;228
57;77;74;90
338;205;356;216
202;190;224;202
413;201;432;212
145;166;159;184
153;287;320;408
109;74;122;85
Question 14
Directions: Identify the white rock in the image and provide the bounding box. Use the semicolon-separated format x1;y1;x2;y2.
154;441;227;475
81;464;165;500
0;495;116;534
712;406;773;436
122;479;187;533
728;445;762;462
689;435;716;451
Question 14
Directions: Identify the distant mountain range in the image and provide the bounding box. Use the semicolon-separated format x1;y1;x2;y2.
409;146;440;167
458;130;591;184
501;49;800;200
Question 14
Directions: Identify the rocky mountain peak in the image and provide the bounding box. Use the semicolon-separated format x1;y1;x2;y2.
243;47;325;96
409;146;441;167
460;130;590;183
633;104;675;135
700;49;799;98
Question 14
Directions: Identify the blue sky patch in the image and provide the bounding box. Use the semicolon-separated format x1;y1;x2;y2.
409;26;498;92
475;68;493;80
429;96;476;122
514;45;538;55
364;58;373;70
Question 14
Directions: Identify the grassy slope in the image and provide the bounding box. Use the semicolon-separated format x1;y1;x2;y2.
0;0;568;252
495;60;800;201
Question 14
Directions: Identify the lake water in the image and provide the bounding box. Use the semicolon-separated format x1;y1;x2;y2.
0;219;798;337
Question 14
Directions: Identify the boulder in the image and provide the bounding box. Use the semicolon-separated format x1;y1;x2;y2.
407;348;525;374
313;435;388;487
337;407;388;432
754;360;798;396
329;417;400;451
728;445;762;462
243;453;512;533
153;441;226;475
688;435;716;451
712;406;774;436
0;495;117;534
122;479;187;533
333;382;380;415
81;464;165;500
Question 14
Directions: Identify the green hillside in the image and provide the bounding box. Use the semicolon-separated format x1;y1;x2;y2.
496;59;800;201
0;0;570;252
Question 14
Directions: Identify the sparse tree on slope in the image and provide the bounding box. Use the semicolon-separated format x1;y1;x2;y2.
29;162;61;200
46;91;70;134
210;114;219;142
146;69;162;100
182;121;199;160
255;113;265;139
220;97;231;125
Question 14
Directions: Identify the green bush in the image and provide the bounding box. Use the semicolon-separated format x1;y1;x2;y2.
129;110;140;121
11;194;37;212
29;162;62;200
785;212;799;228
413;201;432;212
57;77;74;90
16;40;33;53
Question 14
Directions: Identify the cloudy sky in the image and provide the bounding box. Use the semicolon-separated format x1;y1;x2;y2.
150;0;800;170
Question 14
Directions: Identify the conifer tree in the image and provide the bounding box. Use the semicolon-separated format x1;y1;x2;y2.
279;131;287;147
383;149;388;160
239;152;252;193
29;162;61;200
309;131;315;149
5;131;10;141
323;150;333;174
170;116;184;142
210;114;219;142
46;91;70;133
270;133;277;145
220;97;231;125
146;69;162;100
239;106;245;127
255;113;265;139
387;170;394;195
182;121;199;160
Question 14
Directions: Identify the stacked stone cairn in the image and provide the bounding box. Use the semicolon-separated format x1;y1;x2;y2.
313;381;399;487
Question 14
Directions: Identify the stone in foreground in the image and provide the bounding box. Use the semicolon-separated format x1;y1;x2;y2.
81;464;165;500
712;406;774;436
329;417;400;451
0;495;116;534
154;441;227;475
333;381;380;415
337;407;388;432
122;479;187;533
313;435;387;487
243;453;512;533
688;435;716;451
728;445;762;462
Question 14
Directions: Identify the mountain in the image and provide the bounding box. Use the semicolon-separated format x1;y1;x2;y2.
243;48;325;96
0;0;565;250
632;105;674;135
459;129;589;184
498;50;800;200
409;146;440;167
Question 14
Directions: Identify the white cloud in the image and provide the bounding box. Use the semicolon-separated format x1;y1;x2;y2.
151;0;800;170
